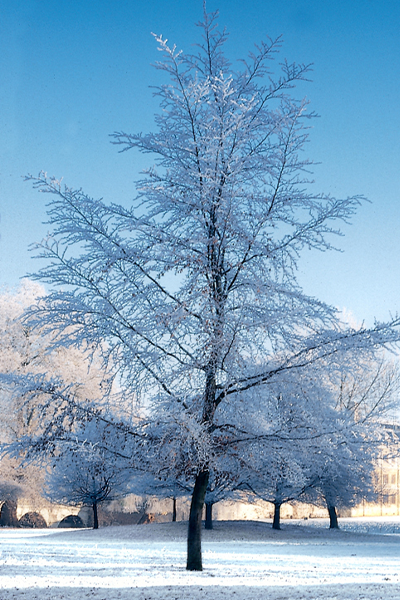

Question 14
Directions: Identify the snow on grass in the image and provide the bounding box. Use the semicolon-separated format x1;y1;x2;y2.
0;518;400;599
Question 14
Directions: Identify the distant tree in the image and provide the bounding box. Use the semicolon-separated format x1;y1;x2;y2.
204;469;237;530
301;357;400;528
0;281;114;511
45;420;132;529
227;368;332;530
303;430;376;529
23;7;400;571
260;454;307;531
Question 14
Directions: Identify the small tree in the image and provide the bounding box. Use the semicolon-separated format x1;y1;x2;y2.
303;434;376;529
204;469;237;530
45;420;131;529
23;7;400;570
227;368;334;530
300;357;399;528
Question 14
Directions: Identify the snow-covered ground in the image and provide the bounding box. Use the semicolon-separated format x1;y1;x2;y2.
1;517;400;599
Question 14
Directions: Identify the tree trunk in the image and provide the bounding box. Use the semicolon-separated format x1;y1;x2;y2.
93;502;99;529
172;496;177;522
328;505;339;529
186;470;209;571
205;501;213;530
272;502;281;530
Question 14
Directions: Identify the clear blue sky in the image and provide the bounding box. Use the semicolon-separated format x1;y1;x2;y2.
1;0;399;327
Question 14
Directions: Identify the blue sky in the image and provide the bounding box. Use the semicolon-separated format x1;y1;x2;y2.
1;0;399;327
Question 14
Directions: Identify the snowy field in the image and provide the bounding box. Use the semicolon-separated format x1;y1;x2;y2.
1;518;400;600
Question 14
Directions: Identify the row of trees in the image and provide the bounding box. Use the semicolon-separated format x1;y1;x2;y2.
1;281;398;533
2;6;400;571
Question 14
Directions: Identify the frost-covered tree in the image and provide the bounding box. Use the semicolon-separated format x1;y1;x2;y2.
302;357;400;528
0;281;112;511
302;427;376;528
0;280;109;437
226;367;335;530
45;420;132;529
204;468;240;530
242;448;309;531
0;280;129;524
23;8;400;570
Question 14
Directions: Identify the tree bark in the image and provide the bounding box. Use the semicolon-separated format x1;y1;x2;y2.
328;505;339;529
93;502;99;529
172;496;177;522
186;470;209;571
205;501;213;530
272;502;281;530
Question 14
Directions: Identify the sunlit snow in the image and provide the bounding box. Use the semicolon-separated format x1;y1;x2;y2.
0;518;399;599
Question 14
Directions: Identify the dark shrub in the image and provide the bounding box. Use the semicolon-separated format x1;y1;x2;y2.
58;514;85;528
19;512;47;528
